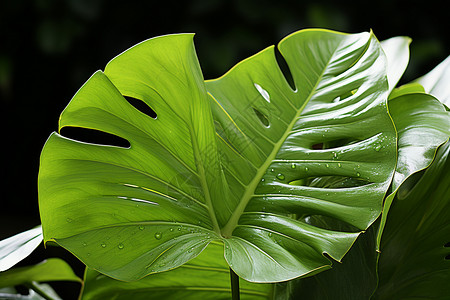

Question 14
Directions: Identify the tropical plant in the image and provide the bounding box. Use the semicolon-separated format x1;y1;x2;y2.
1;28;448;299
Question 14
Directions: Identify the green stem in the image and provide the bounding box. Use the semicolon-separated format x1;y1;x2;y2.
25;281;58;300
230;268;240;300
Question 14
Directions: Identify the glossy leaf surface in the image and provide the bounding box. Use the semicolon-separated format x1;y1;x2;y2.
81;242;272;300
39;29;396;282
376;93;449;247
0;226;42;272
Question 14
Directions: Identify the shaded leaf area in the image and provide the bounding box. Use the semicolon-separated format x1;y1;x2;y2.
0;258;81;288
0;226;42;272
81;242;272;300
275;220;378;300
374;142;450;299
39;30;396;283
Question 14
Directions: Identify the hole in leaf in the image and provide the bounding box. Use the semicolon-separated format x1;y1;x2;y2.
124;96;157;119
303;215;360;232
289;176;372;189
446;255;450;260
445;242;450;248
312;143;324;150
59;126;130;148
253;107;270;127
311;138;361;150
333;89;358;103
274;46;295;91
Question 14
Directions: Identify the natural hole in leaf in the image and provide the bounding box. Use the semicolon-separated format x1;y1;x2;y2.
289;176;372;189
311;138;362;150
124;96;157;119
274;45;295;91
333;89;358;103
253;107;270;127
445;255;450;260
303;215;360;233
59;126;131;148
444;242;450;248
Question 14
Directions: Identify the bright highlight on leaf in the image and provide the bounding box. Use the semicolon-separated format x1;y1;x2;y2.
38;29;397;283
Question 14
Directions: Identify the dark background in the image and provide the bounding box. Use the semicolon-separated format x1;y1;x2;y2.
1;0;448;298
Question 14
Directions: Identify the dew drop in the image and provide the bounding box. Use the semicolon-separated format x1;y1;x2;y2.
118;243;124;250
356;172;361;177
271;168;274;172
101;243;106;248
82;242;87;247
169;228;174;232
332;152;338;159
291;163;296;169
155;232;162;240
338;163;342;168
326;164;329;168
261;178;265;182
375;144;382;152
276;173;285;180
178;226;182;231
268;232;273;237
305;167;309;172
139;225;145;231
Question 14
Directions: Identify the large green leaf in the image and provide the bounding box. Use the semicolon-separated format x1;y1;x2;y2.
373;141;450;299
0;226;42;272
81;242;272;300
38;29;396;283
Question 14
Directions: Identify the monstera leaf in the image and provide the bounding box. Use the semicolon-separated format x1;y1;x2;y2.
38;29;396;283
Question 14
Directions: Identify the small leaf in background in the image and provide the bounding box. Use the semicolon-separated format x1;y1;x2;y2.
380;36;411;93
0;258;81;288
0;226;42;272
415;55;450;106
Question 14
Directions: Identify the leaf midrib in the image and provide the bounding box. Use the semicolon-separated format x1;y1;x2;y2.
220;37;357;238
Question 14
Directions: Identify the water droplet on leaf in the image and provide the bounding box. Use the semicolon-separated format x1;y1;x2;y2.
139;225;145;231
101;243;106;248
155;232;162;240
276;173;285;180
291;163;296;169
118;243;124;249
